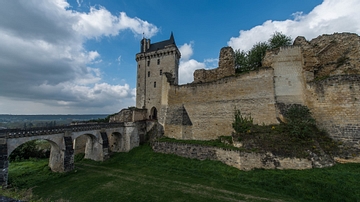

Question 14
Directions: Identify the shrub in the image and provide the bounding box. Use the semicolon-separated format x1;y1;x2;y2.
284;105;316;139
268;31;292;49
234;32;292;73
232;109;253;134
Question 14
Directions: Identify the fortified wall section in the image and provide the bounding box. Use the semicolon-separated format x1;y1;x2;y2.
271;46;306;105
152;142;334;170
306;75;360;151
163;68;278;140
193;47;235;83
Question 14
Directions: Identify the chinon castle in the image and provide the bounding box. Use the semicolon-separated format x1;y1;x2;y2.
1;31;360;188
109;32;360;166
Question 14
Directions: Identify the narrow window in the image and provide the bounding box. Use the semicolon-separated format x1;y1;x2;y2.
148;71;150;77
147;60;150;66
138;83;140;87
138;64;140;68
157;59;160;65
160;70;162;75
154;82;156;88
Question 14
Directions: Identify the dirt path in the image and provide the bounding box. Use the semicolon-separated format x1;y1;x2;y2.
77;163;284;202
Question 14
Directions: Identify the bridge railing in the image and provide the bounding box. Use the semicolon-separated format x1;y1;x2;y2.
0;123;125;138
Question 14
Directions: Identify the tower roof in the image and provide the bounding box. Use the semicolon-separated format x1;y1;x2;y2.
145;33;177;52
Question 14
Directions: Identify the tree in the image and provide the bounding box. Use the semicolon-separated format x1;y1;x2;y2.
268;31;292;50
247;42;269;70
234;49;249;73
234;32;292;73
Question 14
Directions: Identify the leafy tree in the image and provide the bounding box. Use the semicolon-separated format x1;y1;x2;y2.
247;42;269;70
268;31;292;49
235;49;249;73
234;32;292;73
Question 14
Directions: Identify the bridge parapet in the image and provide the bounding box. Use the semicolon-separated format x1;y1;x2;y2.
2;123;125;138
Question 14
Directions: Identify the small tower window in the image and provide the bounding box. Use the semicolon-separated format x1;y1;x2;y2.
157;59;160;65
138;64;140;68
154;82;156;88
160;70;162;75
147;60;150;66
148;71;150;77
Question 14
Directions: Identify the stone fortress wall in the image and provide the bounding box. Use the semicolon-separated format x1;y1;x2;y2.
158;33;360;152
162;68;278;140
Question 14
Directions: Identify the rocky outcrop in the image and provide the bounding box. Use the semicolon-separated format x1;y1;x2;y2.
294;33;360;79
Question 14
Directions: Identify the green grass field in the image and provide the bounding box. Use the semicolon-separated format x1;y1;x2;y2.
2;144;360;202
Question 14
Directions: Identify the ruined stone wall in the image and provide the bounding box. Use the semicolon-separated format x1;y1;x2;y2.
151;142;333;170
193;47;235;83
306;75;360;151
264;46;306;105
164;68;278;140
109;108;147;123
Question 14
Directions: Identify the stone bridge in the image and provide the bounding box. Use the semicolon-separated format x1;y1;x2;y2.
0;121;153;187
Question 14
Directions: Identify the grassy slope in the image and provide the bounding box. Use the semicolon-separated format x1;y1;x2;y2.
3;144;360;202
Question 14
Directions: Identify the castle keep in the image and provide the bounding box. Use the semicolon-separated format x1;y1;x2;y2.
135;33;181;119
121;33;360;155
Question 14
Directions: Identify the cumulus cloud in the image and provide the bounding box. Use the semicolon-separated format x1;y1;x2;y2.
228;0;360;51
0;0;157;114
178;42;218;84
178;43;203;84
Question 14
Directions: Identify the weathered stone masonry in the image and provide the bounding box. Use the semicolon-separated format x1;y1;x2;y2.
135;33;360;158
152;142;334;170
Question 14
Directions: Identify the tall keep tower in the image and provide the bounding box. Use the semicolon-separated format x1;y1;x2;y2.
135;33;181;119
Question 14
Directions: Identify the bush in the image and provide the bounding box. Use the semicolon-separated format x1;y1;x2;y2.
235;32;292;73
268;31;292;49
284;105;316;139
232;110;253;134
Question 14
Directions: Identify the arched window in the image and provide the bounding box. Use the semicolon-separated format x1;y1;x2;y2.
154;82;156;88
150;107;158;120
148;71;150;77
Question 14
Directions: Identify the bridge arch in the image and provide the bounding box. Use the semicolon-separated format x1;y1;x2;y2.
8;138;63;172
109;132;125;152
72;132;103;161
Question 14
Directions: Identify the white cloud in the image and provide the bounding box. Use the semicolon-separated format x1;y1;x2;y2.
179;42;193;61
76;0;83;7
116;55;122;65
179;59;206;84
0;0;159;114
178;42;210;84
228;0;360;51
74;8;158;39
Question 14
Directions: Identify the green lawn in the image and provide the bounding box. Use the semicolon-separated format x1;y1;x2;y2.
2;144;360;202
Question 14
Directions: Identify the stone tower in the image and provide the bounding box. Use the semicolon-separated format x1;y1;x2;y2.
135;33;181;119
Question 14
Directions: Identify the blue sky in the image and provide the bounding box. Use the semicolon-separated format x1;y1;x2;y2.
0;0;359;114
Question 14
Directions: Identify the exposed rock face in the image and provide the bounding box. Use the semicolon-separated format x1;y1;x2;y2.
293;33;360;79
193;47;235;83
264;33;360;81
